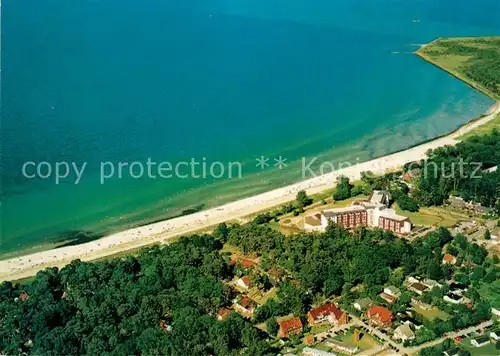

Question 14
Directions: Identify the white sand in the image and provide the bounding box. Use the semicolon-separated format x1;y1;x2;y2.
1;102;499;281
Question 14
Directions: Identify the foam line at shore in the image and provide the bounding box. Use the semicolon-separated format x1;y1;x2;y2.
1;101;499;282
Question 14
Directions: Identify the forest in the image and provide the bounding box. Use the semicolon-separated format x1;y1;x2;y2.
1;217;494;355
411;130;500;210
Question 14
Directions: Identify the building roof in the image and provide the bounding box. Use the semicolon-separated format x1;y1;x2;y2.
322;206;366;218
354;298;373;309
410;282;428;292
370;190;391;205
445;293;463;301
443;254;457;263
379;208;409;222
473;335;490;344
379;292;396;303
241;259;256;268
443;347;460;356
385;286;401;296
217;308;233;320
240;276;251;286
309;303;343;321
367;306;393;325
395;323;415;338
489;328;500;335
240;296;254;308
279;317;303;337
302;347;337;356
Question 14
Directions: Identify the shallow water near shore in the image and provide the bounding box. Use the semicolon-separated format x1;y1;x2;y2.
1;0;498;255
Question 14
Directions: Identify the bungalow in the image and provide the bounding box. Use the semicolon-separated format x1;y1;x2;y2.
384;286;401;298
449;282;467;295
470;335;490;347
444;293;463;305
442;347;461;356
307;303;347;326
489;328;500;341
236;276;251;289
366;305;393;327
408;282;429;295
234;296;256;316
353;298;373;311
442;254;457;265
217;308;233;321
324;339;359;355
422;279;443;289
393;323;415;342
278;317;303;338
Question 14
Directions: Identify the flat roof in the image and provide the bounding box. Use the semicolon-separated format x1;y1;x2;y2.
322;206;366;217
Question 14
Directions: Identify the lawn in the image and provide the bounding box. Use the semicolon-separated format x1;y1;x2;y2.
333;330;380;351
412;305;450;321
310;324;331;334
459;337;500;356
393;204;468;227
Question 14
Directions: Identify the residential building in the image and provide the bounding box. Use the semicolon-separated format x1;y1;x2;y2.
236;276;251;289
449;282;467;296
234;296;256;316
217;308;233;321
408;282;429;295
307;303;347;326
278;317;303;338
302;347;337;356
442;254;457;265
443;347;461;356
366;305;393;327
353;298;373;311
324;340;359;355
470;335;490;347
489;328;500;341
384;286;401;298
303;191;411;234
422;279;443;289
394;323;415;342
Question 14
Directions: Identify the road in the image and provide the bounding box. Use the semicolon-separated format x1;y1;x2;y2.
324;315;493;355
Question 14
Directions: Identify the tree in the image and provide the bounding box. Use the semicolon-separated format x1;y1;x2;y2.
484;229;491;240
397;195;419;212
296;190;312;209
333;176;353;201
266;318;278;336
213;223;230;242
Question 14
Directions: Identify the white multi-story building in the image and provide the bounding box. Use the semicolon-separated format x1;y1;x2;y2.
304;190;412;234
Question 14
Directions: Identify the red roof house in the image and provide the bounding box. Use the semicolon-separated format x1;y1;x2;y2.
442;254;457;265
307;303;347;326
366;306;393;327
278;317;303;338
237;276;251;289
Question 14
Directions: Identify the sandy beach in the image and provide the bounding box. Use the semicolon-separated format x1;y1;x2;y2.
1;101;499;282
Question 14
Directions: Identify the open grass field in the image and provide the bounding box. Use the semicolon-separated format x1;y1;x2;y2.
459;337;499;356
416;36;500;101
333;330;380;351
393;204;469;227
412;305;450;321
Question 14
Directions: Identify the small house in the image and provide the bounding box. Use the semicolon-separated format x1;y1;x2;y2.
366;305;393;327
237;276;251;289
470;335;490;347
353;297;373;311
307;303;347;326
393;323;415;342
489;328;500;341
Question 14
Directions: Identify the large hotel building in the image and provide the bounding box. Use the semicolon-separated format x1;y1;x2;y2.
304;190;412;234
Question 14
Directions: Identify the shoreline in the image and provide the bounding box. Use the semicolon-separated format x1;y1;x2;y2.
1;100;499;282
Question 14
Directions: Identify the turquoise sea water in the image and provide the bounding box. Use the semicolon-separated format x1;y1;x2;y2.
1;0;498;255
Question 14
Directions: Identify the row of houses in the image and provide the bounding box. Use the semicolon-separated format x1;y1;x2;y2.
304;191;412;234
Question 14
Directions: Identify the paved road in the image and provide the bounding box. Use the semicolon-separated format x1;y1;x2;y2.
403;319;493;355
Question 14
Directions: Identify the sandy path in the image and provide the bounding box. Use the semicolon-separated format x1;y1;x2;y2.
1;102;498;282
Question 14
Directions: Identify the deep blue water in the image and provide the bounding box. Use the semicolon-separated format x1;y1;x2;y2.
1;0;498;254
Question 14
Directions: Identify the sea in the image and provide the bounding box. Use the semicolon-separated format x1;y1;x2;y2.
1;0;499;256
